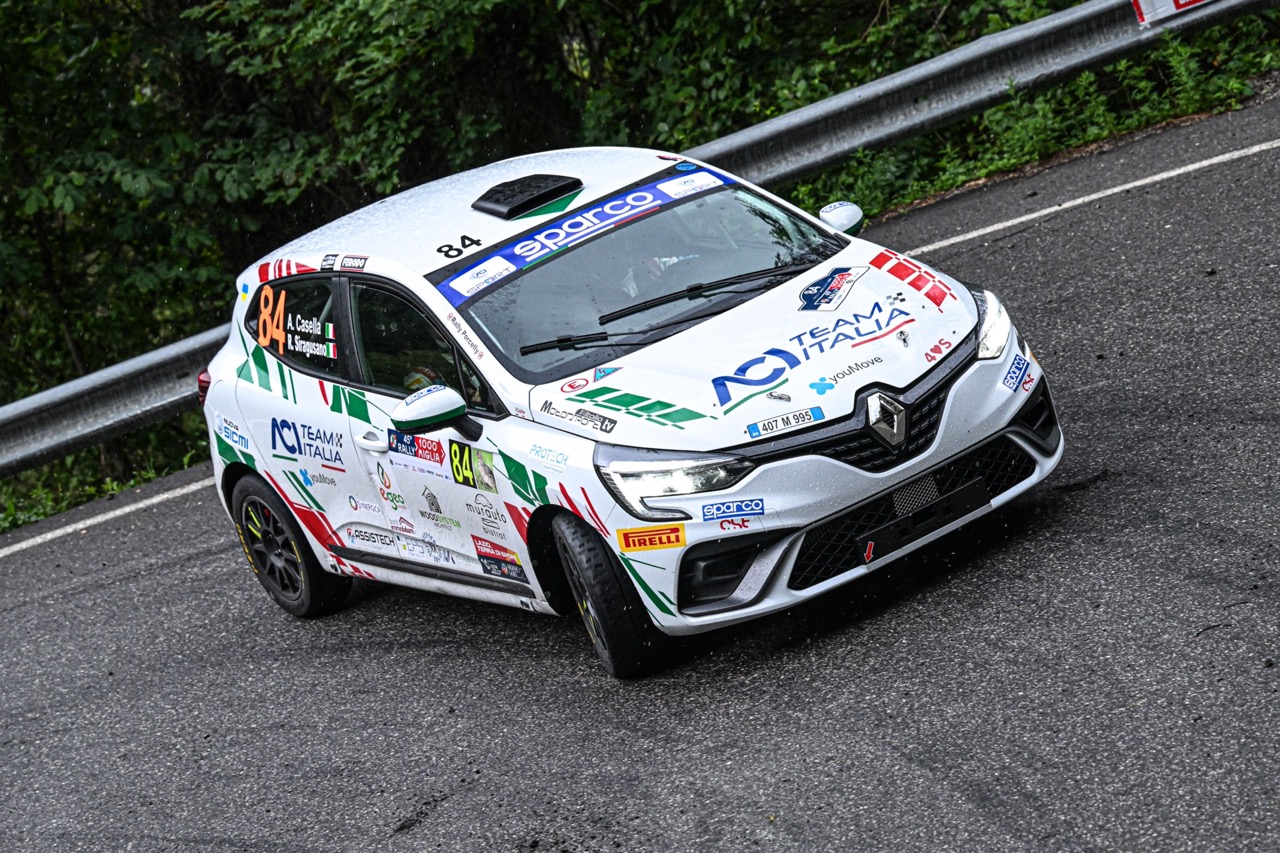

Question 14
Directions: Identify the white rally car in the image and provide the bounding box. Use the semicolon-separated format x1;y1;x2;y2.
201;147;1062;677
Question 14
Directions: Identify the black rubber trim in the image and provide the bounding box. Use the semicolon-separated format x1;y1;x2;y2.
1010;374;1061;455
329;545;536;598
786;431;1039;590
729;326;978;460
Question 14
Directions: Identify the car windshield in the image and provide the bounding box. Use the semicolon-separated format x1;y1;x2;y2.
457;186;842;383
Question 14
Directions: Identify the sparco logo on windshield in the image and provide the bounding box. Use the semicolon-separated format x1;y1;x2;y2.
512;192;659;262
435;169;735;308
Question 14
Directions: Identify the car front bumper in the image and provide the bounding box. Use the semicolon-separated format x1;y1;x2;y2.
608;336;1064;636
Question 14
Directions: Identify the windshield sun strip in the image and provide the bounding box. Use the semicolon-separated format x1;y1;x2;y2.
427;166;738;309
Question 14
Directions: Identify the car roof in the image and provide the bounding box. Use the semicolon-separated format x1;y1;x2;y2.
269;146;689;279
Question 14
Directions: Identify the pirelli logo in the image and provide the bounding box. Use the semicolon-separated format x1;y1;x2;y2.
616;524;686;553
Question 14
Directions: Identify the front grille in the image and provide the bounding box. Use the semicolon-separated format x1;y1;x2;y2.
732;329;977;471
787;435;1038;590
805;379;950;472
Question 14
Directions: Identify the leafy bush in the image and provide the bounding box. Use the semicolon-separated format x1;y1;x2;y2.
1;1;1277;527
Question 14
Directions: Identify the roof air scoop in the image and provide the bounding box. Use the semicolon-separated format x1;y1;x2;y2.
471;174;584;220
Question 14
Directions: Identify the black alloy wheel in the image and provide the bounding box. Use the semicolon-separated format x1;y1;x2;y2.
231;476;351;617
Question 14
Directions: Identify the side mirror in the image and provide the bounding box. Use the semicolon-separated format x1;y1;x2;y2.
390;385;468;433
819;201;865;236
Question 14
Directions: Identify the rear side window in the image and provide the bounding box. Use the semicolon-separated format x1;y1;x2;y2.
246;278;344;377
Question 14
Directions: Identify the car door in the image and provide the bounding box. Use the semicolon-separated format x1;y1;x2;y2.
235;274;392;566
342;279;522;587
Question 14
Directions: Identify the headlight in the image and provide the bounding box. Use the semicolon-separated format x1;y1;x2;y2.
976;289;1013;360
594;444;755;522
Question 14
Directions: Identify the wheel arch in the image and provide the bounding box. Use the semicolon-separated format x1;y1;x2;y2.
219;462;261;516
525;504;577;617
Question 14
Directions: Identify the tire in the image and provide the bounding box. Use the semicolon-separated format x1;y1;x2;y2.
552;512;668;678
231;476;351;617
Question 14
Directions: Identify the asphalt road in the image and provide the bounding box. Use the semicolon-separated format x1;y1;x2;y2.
3;90;1279;852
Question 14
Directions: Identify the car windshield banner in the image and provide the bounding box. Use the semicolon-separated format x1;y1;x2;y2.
1130;0;1217;24
434;168;736;307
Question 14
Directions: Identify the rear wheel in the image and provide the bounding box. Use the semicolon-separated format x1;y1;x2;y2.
552;512;668;678
231;476;350;617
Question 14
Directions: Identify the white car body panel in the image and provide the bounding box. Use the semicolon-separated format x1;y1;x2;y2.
206;146;1062;641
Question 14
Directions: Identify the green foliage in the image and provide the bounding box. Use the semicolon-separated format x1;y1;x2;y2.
0;1;239;407
787;10;1280;218
555;0;1082;151
2;1;1278;531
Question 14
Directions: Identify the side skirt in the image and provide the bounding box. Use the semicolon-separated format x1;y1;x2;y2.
329;545;536;598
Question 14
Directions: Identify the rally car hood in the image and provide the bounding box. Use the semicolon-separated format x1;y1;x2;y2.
527;242;980;451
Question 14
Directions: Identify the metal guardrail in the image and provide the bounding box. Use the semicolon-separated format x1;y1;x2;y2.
0;0;1271;477
0;325;229;477
685;0;1277;186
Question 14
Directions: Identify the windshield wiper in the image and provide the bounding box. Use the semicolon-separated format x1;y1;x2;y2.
519;331;641;356
596;261;819;325
518;261;824;355
519;297;753;356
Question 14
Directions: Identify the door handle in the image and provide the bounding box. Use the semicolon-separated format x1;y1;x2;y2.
353;431;388;454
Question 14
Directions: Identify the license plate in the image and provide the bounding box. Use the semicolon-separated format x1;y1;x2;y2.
747;406;825;439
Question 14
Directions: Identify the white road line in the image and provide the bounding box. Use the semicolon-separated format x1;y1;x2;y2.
0;479;215;561
907;138;1280;255
4;141;1278;563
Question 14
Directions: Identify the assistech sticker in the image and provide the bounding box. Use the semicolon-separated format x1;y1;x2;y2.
616;524;687;553
435;168;735;306
344;526;396;551
746;407;824;439
1003;354;1031;391
701;498;765;522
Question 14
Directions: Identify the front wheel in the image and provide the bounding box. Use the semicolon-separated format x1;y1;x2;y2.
552;512;669;678
231;476;351;617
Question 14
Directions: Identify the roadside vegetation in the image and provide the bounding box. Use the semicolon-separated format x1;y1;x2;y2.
2;1;1278;533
